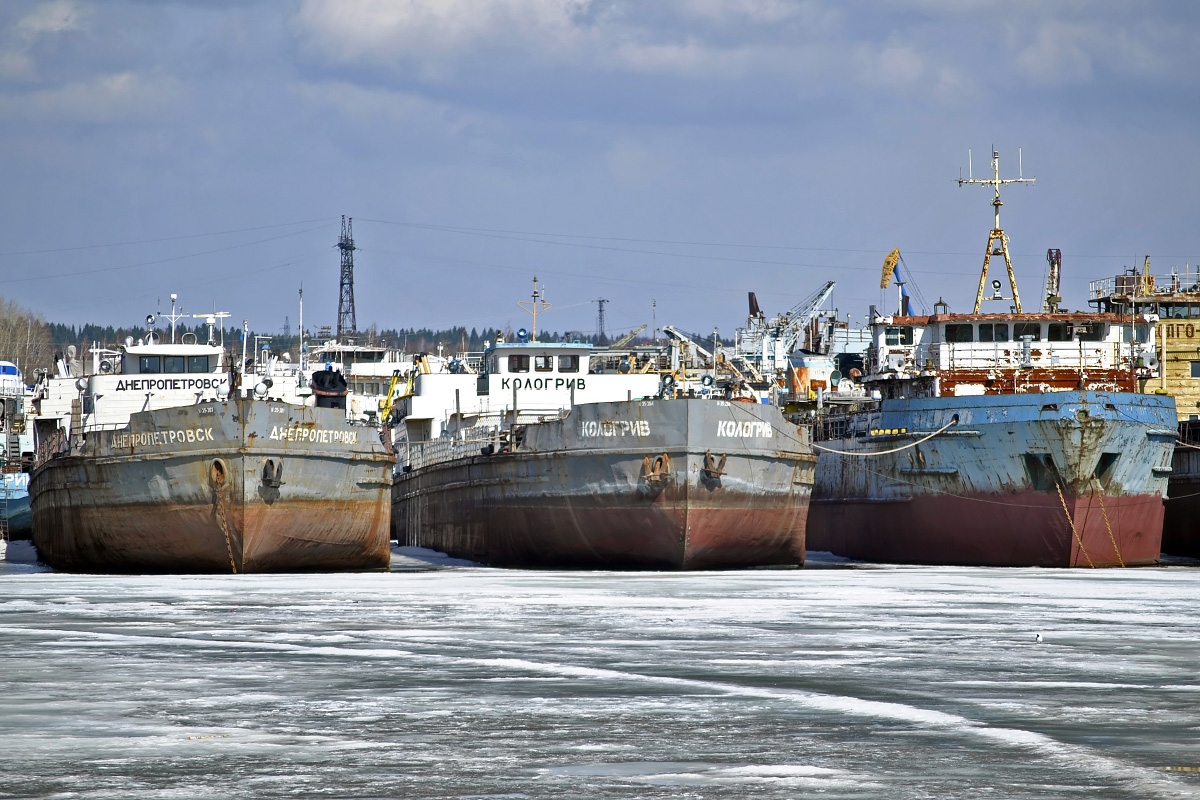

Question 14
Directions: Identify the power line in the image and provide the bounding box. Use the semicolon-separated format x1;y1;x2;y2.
0;217;335;258
0;222;334;285
358;217;1192;261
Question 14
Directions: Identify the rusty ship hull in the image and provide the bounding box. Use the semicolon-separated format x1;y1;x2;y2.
30;397;393;573
808;391;1175;567
393;398;816;569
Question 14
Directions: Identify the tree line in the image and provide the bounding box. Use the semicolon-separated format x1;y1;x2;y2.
0;295;721;377
0;298;55;373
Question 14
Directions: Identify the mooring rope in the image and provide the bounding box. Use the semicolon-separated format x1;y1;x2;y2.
1056;481;1095;568
1092;476;1125;568
812;417;958;457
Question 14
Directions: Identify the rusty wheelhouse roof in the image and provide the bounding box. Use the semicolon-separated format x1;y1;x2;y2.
886;311;1139;326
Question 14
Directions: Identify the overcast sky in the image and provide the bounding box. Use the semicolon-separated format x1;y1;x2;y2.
1;0;1198;340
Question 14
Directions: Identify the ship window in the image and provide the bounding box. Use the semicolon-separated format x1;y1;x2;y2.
1191;361;1200;378
944;323;973;343
1170;305;1188;319
534;355;554;372
163;356;185;374
508;355;529;373
1013;322;1041;341
558;355;580;373
884;326;914;346
978;323;1009;342
139;355;161;373
1047;323;1071;342
1117;324;1149;343
1076;323;1104;341
187;355;209;373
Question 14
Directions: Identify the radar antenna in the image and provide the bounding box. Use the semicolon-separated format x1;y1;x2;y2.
959;149;1035;313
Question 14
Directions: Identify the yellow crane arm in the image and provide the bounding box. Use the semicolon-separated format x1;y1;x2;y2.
379;369;403;417
880;248;900;289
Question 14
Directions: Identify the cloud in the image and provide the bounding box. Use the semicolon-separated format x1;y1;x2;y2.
0;71;183;123
294;0;588;66
0;49;35;81
1014;22;1094;86
15;0;83;38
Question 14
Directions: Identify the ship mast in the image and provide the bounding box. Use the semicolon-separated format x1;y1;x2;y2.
159;293;188;343
959;149;1035;313
518;275;551;341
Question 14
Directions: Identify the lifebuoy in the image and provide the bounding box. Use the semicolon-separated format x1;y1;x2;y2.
701;374;714;387
662;374;676;388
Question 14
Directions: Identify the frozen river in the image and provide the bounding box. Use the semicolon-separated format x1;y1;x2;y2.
1;552;1198;799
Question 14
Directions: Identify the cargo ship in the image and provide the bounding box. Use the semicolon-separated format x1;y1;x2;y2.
807;151;1176;567
390;322;817;569
30;303;392;573
1089;259;1200;557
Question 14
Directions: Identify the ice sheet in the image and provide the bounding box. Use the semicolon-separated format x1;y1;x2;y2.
1;558;1199;798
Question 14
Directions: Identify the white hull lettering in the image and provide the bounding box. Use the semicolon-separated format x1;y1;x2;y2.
109;428;216;449
717;419;773;438
578;419;651;438
268;426;359;445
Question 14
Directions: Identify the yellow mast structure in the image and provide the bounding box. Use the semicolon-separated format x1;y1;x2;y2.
959;149;1035;313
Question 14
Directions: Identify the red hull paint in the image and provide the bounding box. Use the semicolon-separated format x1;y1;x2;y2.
808;490;1163;567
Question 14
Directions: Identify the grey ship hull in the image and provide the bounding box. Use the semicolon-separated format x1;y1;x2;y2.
393;398;816;569
31;397;393;573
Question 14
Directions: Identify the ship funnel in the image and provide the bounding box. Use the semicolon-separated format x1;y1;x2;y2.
748;292;763;318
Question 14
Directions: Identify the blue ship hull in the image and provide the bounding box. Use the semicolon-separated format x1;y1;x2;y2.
809;391;1175;567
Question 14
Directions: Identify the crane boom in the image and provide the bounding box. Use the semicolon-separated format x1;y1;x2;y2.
778;280;835;354
880;248;900;289
609;324;647;348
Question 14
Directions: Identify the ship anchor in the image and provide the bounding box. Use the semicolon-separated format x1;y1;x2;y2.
701;450;727;481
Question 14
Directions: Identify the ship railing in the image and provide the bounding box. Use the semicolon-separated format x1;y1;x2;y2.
1090;265;1200;299
876;342;1136;375
940;343;1117;371
402;436;499;471
1179;420;1200;445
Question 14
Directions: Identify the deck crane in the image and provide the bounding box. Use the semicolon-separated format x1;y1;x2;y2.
775;280;836;355
609;324;647;349
883;247;916;316
732;280;836;376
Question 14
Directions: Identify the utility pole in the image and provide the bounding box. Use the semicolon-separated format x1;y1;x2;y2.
336;215;357;342
959;149;1035;313
595;298;609;342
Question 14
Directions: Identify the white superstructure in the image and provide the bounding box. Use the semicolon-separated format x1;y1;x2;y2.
393;341;661;442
